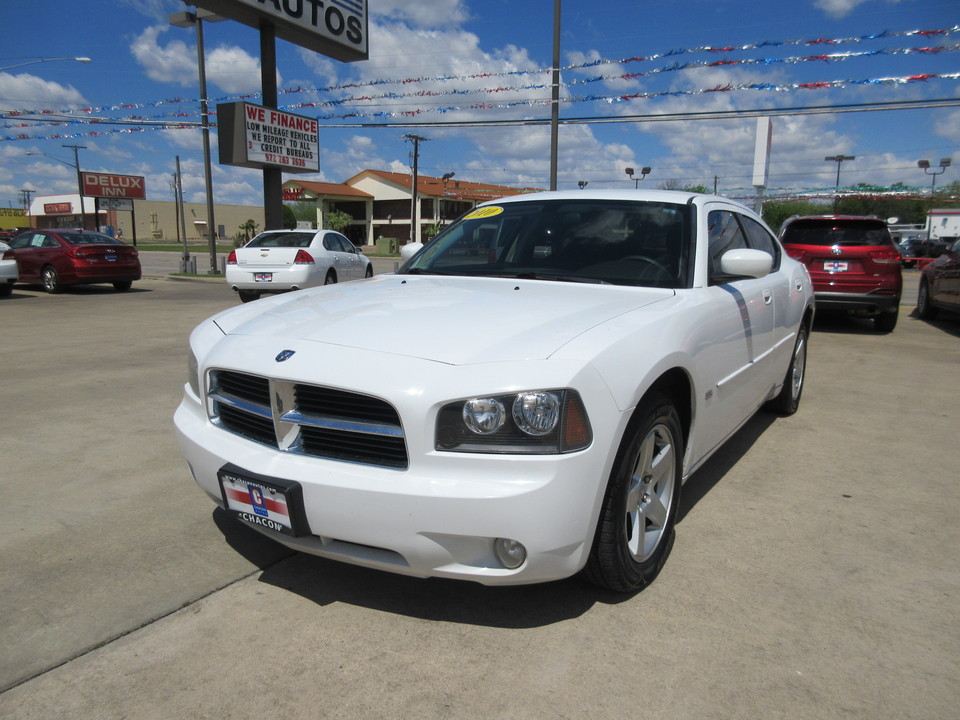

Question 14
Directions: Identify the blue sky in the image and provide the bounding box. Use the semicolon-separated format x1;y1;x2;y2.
1;0;957;209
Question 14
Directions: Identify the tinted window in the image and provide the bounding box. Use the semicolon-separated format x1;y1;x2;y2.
248;232;314;248
708;210;747;275
61;232;123;246
781;219;892;247
402;199;692;289
739;215;778;261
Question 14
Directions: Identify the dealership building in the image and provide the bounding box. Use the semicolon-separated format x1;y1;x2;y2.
21;170;533;248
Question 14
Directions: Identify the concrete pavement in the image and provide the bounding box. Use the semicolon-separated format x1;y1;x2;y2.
0;272;957;719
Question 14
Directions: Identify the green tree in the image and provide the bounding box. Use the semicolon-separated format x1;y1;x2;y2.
287;201;316;225
238;218;259;243
326;209;353;232
283;204;297;230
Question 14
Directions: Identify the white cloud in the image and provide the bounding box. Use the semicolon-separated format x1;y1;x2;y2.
371;0;470;28
813;0;874;19
0;72;87;111
130;26;267;95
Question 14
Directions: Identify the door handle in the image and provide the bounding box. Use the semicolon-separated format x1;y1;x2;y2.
763;289;772;305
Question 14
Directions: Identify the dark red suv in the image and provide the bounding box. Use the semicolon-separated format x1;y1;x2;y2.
779;215;902;332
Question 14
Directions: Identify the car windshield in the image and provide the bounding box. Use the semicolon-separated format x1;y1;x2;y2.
400;199;692;288
247;232;315;248
781;219;891;247
62;232;124;246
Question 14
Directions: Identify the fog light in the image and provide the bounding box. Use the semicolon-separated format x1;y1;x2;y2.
494;538;527;569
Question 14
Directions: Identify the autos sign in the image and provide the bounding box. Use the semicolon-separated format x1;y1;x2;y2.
187;0;368;62
218;101;320;173
81;173;146;200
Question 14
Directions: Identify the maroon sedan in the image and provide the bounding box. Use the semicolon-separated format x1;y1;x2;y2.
3;229;141;293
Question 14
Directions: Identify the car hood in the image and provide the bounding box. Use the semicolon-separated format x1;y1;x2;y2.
214;275;673;365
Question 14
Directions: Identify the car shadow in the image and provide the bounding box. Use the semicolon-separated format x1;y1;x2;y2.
677;410;776;524
810;311;889;335
211;420;783;627
909;308;960;337
12;283;153;296
213;506;629;627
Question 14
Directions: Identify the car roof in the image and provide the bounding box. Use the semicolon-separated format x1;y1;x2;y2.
476;188;751;210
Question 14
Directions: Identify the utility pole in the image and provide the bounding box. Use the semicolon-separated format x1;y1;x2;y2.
62;144;87;229
549;0;561;190
403;134;428;243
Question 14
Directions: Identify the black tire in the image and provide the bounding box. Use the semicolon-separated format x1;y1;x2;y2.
364;265;373;278
41;266;61;294
767;324;808;416
237;290;260;303
0;282;12;298
873;305;899;333
917;277;939;320
113;280;132;292
584;392;682;593
324;270;337;285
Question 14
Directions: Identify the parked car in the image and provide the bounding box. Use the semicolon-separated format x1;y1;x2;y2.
0;240;18;297
917;237;960;320
2;229;141;293
779;215;901;332
897;236;925;267
225;229;372;302
921;235;955;259
176;190;814;592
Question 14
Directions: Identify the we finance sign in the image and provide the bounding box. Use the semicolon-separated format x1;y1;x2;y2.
81;172;146;199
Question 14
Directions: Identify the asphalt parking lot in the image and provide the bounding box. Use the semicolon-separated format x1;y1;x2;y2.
1;263;958;719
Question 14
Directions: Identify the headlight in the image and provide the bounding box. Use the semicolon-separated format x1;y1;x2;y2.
187;347;201;398
437;389;592;454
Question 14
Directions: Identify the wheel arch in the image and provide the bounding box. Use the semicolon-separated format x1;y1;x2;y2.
634;367;693;453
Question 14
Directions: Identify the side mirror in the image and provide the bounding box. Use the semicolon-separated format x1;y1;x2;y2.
400;242;423;262
719;248;773;279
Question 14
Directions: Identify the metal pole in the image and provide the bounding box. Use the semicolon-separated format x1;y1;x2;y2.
176;156;189;267
549;0;561;191
260;22;283;230
195;18;218;274
63;144;86;229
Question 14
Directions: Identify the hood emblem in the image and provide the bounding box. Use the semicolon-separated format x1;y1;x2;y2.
275;350;295;362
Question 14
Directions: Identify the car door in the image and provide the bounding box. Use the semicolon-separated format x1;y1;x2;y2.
703;208;778;429
9;232;54;281
931;238;960;308
325;232;361;280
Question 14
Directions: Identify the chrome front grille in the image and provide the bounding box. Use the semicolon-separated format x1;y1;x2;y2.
208;370;408;469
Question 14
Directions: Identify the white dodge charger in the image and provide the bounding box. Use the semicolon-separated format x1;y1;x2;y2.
176;190;814;592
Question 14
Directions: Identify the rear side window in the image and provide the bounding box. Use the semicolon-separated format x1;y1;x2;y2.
781;219;892;247
248;232;314;248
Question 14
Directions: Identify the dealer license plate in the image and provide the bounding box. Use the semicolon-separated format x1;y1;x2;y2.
254;272;272;282
823;261;848;273
217;466;303;537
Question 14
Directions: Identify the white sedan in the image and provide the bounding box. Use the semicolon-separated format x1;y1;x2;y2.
0;240;18;297
225;228;372;302
176;190;814;592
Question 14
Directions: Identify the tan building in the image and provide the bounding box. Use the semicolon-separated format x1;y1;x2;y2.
283;170;537;248
24;170;534;247
27;194;264;245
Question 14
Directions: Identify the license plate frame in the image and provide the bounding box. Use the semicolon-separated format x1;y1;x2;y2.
217;464;308;537
254;272;273;282
823;261;848;273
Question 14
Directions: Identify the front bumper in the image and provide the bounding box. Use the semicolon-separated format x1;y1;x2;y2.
174;389;614;585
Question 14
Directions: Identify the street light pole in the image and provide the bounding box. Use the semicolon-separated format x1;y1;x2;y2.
625;166;651;188
825;155;854;212
169;10;221;274
0;57;91;72
917;158;952;193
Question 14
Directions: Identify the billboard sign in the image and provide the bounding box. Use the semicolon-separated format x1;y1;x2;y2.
218;101;320;173
186;0;368;62
81;173;147;199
